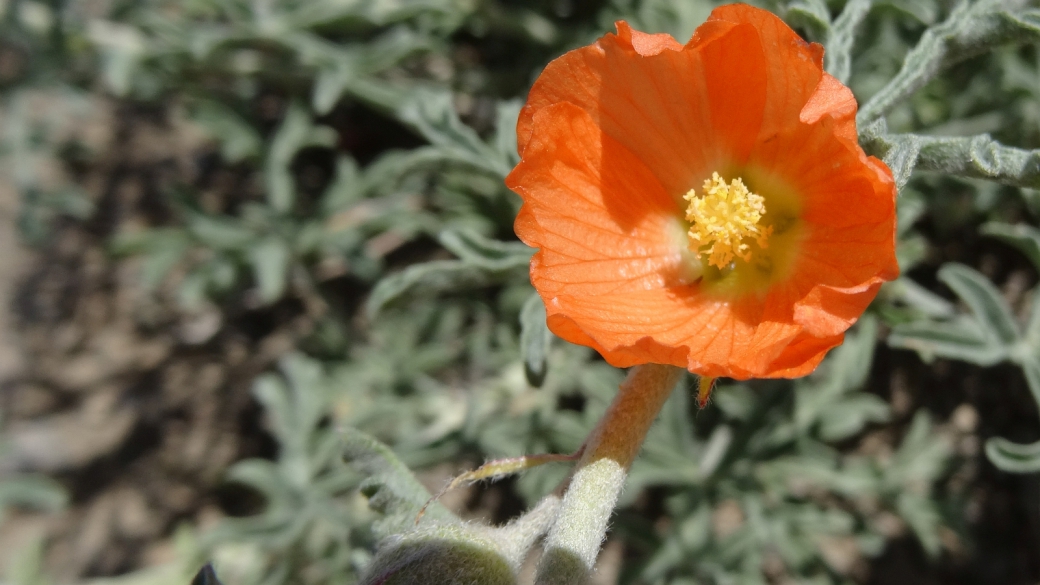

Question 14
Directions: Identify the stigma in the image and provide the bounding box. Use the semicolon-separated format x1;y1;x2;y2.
684;172;772;268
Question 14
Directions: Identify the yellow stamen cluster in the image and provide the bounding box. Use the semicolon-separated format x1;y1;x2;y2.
684;172;772;268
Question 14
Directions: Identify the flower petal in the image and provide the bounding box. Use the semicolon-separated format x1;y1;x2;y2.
517;20;751;197
703;5;827;147
508;102;684;298
508;9;900;380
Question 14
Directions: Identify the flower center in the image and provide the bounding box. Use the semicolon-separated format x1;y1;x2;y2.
684;172;772;269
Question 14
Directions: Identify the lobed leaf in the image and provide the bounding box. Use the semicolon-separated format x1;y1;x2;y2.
341;427;456;538
438;229;532;270
889;316;1006;365
938;263;1020;345
858;1;1040;124
824;0;872;84
249;238;292;305
189;100;262;162
915;134;1040;189
396;89;513;178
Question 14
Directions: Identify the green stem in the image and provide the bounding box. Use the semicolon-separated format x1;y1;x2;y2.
533;364;684;585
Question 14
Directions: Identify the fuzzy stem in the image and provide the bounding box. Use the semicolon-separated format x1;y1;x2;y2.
534;364;684;585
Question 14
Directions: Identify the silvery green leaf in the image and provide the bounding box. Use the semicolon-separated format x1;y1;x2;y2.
896;492;942;557
277;354;330;438
858;119;921;190
187;214;256;250
365;260;497;318
519;293;553;387
888;316;1005;365
885;277;955;318
824;0;871;83
816;395;890;442
797;318;888;436
980;222;1040;270
897;233;928;272
785;0;831;42
438;229;532;270
881;0;940;24
320;148;449;215
341;426;456;538
641;505;711;581
1022;356;1040;414
884;135;923;191
985;436;1040;473
858;1;1040;124
313;59;357;115
87;21;146;96
938;263;1020;345
190;100;262;162
249;237;291;304
110;229;193;290
311;29;431;114
266;102;338;213
829;315;877;393
885;411;950;489
319;157;363;213
225;459;292;502
914;134;1040;189
494;99;522;169
713;383;756;421
396;89;512;178
897;189;927;236
627;0;713;42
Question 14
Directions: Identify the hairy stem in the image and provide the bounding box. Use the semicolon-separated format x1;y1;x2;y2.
534;364;684;585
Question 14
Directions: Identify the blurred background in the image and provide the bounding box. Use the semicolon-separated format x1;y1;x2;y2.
0;0;1039;584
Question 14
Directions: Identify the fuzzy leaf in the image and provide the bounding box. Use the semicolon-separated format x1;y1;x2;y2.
365;260;498;318
312;28;431;114
886;277;956;318
266;102;338;213
886;412;950;489
824;0;872;83
858;1;1040;124
938;263;1020;345
915;134;1040;189
438;229;532;270
985;436;1040;473
187;214;256;250
858;120;921;190
494;100;523;168
519;293;553;387
896;493;943;557
110;229;193;290
249;238;291;304
786;0;831;42
190;100;262;162
981;222;1040;270
341;427;455;538
396;90;512;178
889;315;1006;365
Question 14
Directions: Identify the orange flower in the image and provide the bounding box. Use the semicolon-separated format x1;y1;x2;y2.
506;4;898;380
